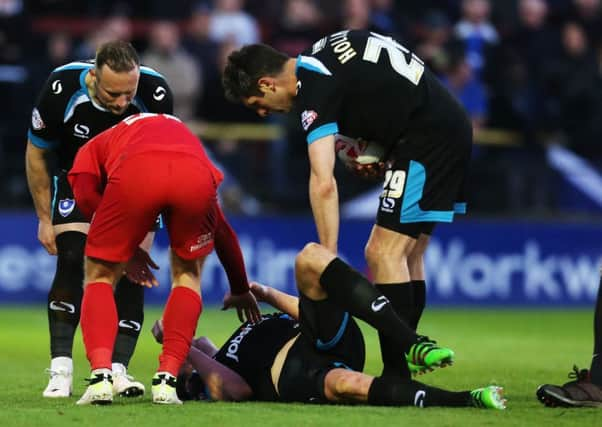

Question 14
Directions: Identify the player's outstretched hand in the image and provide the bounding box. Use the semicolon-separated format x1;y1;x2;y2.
38;220;57;255
125;247;159;288
222;290;261;323
347;161;387;180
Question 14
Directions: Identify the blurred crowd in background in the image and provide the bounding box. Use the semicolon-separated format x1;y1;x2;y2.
1;0;601;217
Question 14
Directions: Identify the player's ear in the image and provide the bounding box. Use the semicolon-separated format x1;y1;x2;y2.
258;77;276;93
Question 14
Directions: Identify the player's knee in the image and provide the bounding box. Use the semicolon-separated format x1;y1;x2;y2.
325;370;362;402
295;242;320;276
365;237;414;269
364;239;390;268
56;231;86;270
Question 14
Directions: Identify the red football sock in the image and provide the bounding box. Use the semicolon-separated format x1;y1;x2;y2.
159;286;202;376
81;282;117;371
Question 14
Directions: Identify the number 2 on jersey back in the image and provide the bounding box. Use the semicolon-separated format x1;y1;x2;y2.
362;33;425;85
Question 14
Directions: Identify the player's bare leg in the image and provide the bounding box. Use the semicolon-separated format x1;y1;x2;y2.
323;369;505;409
406;233;430;330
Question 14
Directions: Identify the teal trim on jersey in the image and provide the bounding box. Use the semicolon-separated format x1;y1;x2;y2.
157;214;164;229
140;66;165;79
51;175;58;221
332;362;352;370
63;88;89;122
400;160;455;223
79;68;88;89
28;130;59;149
53;62;94;73
295;55;332;76
454;202;467;214
316;312;349;351
307;122;338;144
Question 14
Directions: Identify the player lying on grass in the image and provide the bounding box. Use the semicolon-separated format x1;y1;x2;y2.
153;243;506;409
537;267;602;408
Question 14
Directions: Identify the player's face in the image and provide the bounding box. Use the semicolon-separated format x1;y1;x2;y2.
243;82;294;117
93;65;140;115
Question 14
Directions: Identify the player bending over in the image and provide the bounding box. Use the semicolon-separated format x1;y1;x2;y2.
223;30;473;377
68;113;260;405
153;243;506;409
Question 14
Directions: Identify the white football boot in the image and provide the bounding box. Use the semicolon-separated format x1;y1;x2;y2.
76;369;113;405
43;357;73;398
151;372;182;404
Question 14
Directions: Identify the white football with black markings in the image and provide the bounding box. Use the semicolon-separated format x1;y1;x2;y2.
335;134;384;166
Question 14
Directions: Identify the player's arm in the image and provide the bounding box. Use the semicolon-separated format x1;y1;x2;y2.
215;204;261;323
214;204;250;295
187;346;253;401
67;140;105;221
151;319;252;401
25;140;57;254
308;134;339;253
249;282;299;320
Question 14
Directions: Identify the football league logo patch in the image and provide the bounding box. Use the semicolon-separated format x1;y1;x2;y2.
301;110;318;131
31;108;45;130
58;199;76;217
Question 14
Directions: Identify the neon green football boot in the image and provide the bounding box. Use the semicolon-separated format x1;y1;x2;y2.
470;386;507;410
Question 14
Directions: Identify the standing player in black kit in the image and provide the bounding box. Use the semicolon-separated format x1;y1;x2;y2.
223;30;472;378
25;40;173;398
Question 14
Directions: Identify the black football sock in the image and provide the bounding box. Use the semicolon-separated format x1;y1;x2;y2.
591;275;602;386
411;279;426;330
47;231;85;358
368;376;471;407
375;283;414;377
319;258;418;353
112;276;145;367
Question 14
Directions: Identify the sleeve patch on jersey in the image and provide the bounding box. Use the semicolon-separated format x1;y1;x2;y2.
301;110;318;131
31;108;45;130
296;55;332;76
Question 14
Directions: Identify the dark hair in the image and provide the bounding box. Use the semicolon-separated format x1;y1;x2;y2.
176;371;207;401
222;44;289;103
95;40;140;73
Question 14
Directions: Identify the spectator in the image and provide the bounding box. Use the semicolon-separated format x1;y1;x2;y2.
269;0;323;57
370;0;407;39
341;0;381;32
568;0;602;43
441;50;488;130
142;21;202;121
74;14;133;59
414;9;454;75
487;0;557;132
209;0;260;48
182;3;221;117
545;21;600;157
454;0;499;76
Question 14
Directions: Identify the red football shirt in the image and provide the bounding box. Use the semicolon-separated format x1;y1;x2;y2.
68;113;223;186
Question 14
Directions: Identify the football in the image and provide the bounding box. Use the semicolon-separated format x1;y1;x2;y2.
335;134;385;166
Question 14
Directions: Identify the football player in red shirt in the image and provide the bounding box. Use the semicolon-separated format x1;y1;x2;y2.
68;112;260;405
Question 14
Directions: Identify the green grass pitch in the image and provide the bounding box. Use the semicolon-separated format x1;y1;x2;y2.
0;306;600;426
